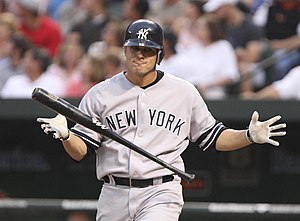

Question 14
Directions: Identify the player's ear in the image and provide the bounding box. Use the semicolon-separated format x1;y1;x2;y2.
123;46;127;57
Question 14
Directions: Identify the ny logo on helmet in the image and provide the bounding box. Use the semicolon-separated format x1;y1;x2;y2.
137;28;150;40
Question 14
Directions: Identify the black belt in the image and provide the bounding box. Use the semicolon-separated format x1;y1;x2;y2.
102;175;174;188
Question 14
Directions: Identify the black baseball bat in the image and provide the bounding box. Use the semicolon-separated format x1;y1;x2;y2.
31;88;195;183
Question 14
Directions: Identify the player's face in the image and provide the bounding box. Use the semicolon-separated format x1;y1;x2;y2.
124;46;158;77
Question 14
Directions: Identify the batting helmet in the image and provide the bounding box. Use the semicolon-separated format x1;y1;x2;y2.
124;19;164;64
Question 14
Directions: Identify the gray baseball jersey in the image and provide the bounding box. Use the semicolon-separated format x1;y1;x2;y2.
71;71;225;180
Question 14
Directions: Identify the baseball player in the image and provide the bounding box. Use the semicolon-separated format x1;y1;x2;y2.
37;19;286;221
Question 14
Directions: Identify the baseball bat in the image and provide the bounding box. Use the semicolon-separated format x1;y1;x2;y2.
32;87;195;183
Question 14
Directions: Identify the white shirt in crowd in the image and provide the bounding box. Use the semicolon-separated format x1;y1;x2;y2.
0;72;65;98
184;40;240;99
159;52;194;81
273;66;300;100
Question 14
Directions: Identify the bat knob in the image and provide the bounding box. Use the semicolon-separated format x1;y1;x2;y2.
32;87;43;99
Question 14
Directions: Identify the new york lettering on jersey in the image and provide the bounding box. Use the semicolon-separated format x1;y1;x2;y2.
105;108;185;136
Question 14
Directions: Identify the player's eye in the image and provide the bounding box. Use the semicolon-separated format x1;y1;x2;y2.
130;46;140;52
142;48;156;54
129;46;157;56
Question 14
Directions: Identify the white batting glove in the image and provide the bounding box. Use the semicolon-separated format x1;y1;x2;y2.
247;111;286;146
37;114;70;141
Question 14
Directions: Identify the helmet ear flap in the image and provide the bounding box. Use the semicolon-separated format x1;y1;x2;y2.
157;49;164;64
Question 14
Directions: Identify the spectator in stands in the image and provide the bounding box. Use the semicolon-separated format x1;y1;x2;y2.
185;14;240;99
0;34;31;91
203;0;267;94
123;0;149;24
238;0;300;92
0;12;17;70
241;65;300;100
171;0;206;52
204;0;263;49
261;0;300;81
159;28;194;80
0;47;64;98
16;0;63;58
65;44;106;98
102;46;125;79
56;0;87;36
88;20;125;79
147;0;187;26
67;0;110;51
78;39;124;80
100;20;124;49
46;40;84;96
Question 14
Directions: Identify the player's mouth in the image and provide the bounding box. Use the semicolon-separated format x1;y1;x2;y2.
133;60;147;66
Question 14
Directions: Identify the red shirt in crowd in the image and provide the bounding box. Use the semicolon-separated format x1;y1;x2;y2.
19;16;63;57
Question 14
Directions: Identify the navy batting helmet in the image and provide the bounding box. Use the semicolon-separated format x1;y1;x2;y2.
124;19;164;64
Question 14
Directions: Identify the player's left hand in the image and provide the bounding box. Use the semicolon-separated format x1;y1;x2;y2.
248;111;286;146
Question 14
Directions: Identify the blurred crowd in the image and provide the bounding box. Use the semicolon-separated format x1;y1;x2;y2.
0;0;299;100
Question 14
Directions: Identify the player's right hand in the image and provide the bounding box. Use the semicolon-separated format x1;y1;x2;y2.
37;114;70;141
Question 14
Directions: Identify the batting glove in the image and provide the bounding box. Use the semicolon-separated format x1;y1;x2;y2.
246;111;286;146
37;114;70;141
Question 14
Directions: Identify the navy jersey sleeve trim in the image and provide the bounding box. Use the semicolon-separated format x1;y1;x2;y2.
71;128;101;150
195;121;227;151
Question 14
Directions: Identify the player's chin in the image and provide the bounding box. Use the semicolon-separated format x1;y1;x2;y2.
132;64;148;73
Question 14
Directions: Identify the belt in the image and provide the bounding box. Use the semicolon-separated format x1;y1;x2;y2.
102;175;174;188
